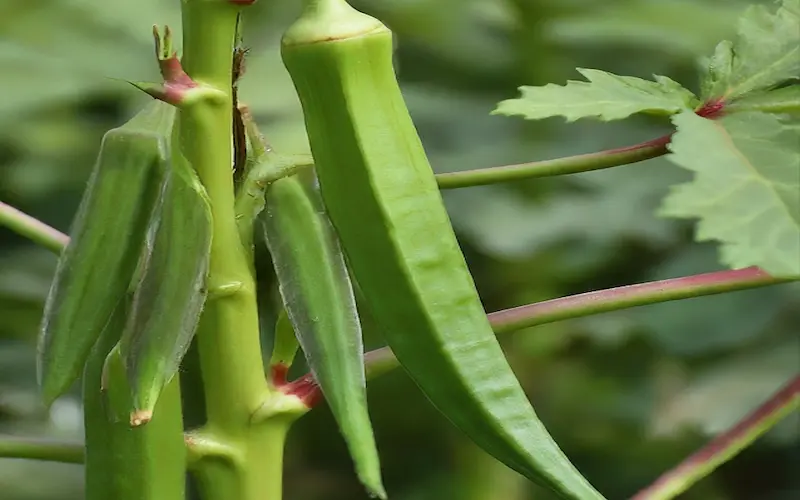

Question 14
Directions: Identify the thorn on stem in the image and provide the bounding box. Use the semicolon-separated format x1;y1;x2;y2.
136;25;199;106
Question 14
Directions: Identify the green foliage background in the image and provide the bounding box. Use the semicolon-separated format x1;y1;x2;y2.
0;1;797;499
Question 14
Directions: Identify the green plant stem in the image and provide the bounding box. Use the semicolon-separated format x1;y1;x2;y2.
365;266;795;380
435;135;671;189
0;201;69;253
178;2;284;499
180;1;267;422
631;375;800;500
0;436;83;464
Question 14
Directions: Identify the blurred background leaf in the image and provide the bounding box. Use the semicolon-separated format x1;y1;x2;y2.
1;1;797;499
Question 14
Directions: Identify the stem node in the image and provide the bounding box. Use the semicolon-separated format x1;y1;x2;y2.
185;429;242;470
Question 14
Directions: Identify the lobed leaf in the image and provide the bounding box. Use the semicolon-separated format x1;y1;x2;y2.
726;84;800;114
493;68;698;123
700;0;800;101
660;111;800;277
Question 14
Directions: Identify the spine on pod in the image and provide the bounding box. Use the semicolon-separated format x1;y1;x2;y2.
37;101;175;405
83;301;186;500
261;169;385;497
109;127;214;424
281;2;605;499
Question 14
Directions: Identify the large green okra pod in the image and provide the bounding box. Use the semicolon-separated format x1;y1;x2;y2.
281;2;605;499
37;101;175;404
262;169;384;497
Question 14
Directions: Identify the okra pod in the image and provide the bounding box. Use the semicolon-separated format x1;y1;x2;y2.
37;101;175;404
262;169;385;497
281;2;605;498
112;135;213;423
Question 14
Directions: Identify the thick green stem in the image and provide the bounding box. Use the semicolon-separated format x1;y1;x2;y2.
180;1;266;427
178;2;282;499
0;201;69;253
0;436;83;464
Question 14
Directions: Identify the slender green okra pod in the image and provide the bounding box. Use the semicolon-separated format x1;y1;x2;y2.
281;1;605;498
111;130;213;424
262;169;385;497
37;100;174;405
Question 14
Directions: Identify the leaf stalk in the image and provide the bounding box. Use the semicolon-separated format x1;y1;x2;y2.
363;267;796;381
0;201;69;254
435;135;671;189
630;375;800;500
0;436;84;464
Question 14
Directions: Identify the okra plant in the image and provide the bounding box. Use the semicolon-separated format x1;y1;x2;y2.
0;0;798;499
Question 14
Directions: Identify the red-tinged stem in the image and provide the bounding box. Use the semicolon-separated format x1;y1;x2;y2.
269;364;290;388
435;135;671;190
488;266;792;335
630;375;800;500
435;97;737;191
0;436;84;464
359;267;795;385
278;373;323;408
289;267;795;408
0;201;69;254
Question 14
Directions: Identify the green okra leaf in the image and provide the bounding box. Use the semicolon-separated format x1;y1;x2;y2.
660;111;800;277
37;100;175;405
83;300;186;500
494;69;698;123
261;168;384;498
281;2;605;499
111;124;214;424
700;0;799;102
